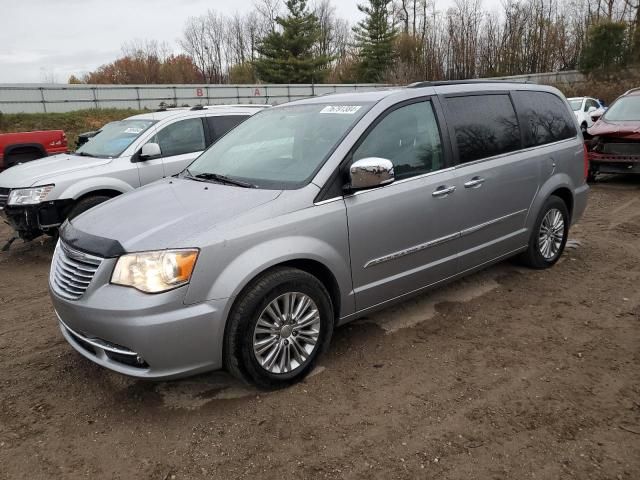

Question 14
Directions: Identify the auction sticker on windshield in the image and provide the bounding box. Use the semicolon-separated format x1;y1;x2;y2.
320;105;362;114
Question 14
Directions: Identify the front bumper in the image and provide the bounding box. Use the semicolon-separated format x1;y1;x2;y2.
2;200;71;240
588;152;640;174
50;259;231;380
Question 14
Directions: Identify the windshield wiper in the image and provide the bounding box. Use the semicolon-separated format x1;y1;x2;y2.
194;173;257;188
76;151;95;157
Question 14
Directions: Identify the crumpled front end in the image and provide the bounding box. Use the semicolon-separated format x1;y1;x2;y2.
587;121;640;175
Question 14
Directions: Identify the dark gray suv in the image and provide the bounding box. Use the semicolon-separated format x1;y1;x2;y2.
49;81;588;388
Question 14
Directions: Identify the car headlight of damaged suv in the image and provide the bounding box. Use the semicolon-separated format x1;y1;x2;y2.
8;185;55;205
111;249;199;293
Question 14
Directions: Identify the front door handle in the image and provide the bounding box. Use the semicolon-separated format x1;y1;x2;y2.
432;185;456;198
464;177;485;188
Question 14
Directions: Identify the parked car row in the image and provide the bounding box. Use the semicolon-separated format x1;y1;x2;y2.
0;105;264;241
0;81;589;388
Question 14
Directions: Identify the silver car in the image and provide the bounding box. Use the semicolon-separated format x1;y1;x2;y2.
49;82;589;388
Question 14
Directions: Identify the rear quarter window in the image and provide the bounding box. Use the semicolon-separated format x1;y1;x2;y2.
207;115;249;142
513;91;577;147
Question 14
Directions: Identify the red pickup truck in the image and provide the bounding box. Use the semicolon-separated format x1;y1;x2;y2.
0;130;68;171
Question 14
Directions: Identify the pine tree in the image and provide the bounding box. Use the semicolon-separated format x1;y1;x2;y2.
353;0;397;83
254;0;331;83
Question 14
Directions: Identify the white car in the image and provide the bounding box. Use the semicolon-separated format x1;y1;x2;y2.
567;97;606;133
0;105;267;242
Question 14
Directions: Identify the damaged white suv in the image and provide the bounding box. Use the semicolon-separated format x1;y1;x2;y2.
0;105;265;243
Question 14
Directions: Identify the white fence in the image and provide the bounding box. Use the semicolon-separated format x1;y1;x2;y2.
0;83;390;114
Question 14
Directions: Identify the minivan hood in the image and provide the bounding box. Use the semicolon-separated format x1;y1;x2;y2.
0;153;111;188
69;178;282;253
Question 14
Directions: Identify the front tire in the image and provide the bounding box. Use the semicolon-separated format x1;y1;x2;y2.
67;195;112;220
224;267;334;389
520;195;569;269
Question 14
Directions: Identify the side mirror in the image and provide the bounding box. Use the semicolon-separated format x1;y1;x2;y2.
349;157;395;190
139;142;161;160
587;106;597;114
590;107;605;123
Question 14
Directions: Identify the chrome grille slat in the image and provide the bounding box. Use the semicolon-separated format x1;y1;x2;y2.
57;262;94;280
50;241;103;300
54;271;90;289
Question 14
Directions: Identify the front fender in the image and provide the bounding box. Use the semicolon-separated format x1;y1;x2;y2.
58;177;135;200
185;235;354;317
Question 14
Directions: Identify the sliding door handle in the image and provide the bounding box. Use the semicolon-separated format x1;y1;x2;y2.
432;185;456;198
464;177;485;188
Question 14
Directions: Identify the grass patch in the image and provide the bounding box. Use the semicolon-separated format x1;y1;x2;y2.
0;108;148;149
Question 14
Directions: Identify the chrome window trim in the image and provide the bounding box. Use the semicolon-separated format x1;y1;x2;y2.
453;137;579;170
347;167;456;198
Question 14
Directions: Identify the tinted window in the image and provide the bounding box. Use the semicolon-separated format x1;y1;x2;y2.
352;101;444;180
513;91;577;147
207;115;248;142
151;118;205;157
446;94;520;163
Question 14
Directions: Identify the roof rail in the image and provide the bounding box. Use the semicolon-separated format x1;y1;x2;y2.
408;79;531;88
189;104;270;110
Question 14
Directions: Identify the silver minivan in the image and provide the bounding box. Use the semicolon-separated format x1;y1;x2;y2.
49;82;589;388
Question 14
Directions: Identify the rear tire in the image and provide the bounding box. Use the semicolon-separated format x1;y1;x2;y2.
520;195;569;269
67;195;112;220
224;267;334;389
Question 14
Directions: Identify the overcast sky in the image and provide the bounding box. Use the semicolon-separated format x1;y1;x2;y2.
0;0;497;84
0;0;364;83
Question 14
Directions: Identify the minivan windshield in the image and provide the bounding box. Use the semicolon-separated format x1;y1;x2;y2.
603;95;640;121
76;119;156;158
186;103;372;189
568;99;582;111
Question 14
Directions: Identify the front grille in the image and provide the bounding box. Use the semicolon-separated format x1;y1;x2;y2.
50;241;103;300
0;187;9;209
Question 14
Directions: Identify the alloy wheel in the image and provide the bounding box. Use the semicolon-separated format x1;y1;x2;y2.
538;208;565;260
252;292;321;374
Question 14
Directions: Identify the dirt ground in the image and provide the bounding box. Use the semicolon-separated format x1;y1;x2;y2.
0;177;639;480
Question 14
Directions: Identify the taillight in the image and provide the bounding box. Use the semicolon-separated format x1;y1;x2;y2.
583;143;589;180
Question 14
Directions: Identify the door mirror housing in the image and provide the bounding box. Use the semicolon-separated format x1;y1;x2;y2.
349;157;395;190
590;107;605;123
587;106;597;114
139;142;161;160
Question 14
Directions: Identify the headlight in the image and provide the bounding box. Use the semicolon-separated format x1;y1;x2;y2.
111;249;199;293
7;185;54;205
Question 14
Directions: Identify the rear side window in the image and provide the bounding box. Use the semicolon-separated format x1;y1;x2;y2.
446;94;521;163
513;91;577;147
207;115;248;142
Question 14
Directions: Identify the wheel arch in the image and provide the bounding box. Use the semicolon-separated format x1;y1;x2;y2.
4;143;47;158
527;174;576;231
